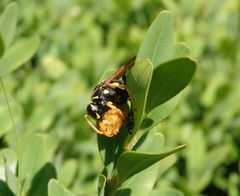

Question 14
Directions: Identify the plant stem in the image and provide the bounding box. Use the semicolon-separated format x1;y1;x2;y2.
105;174;119;196
0;78;21;196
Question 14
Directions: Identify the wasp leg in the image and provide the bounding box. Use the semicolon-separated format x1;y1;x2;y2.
108;82;126;89
106;102;124;116
122;74;127;84
84;115;103;135
125;111;134;133
106;101;117;109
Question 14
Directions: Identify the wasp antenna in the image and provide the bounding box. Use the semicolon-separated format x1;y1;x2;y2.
103;56;136;85
84;115;103;135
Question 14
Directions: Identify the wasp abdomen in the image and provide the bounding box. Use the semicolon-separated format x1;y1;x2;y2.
98;108;126;137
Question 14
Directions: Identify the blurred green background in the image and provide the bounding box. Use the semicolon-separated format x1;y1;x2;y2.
0;0;239;195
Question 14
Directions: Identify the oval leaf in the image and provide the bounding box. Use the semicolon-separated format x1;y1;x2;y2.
173;42;190;57
115;128;164;195
146;57;197;112
141;94;181;130
0;2;18;47
0;149;17;194
18;133;51;193
139;42;192;130
28;163;57;196
137;11;173;68
48;179;74;196
0;36;39;77
58;160;77;187
127;59;153;134
117;145;186;183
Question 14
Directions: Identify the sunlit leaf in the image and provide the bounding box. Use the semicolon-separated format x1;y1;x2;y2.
115;128;164;195
28;163;57;196
141;94;180;130
48;179;74;196
0;2;18;47
58;159;77;187
117;144;186;182
146;57;197;112
127;59;153;134
173;42;190;57
137;11;173;68
18;133;52;193
0;149;17;194
0;36;39;76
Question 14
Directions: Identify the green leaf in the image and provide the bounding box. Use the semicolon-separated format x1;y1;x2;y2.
132;127;164;153
4;166;17;195
173;42;190;57
18;133;52;193
25;101;57;132
0;149;17;194
141;94;181;130
187;140;230;192
146;57;197;112
228;173;240;196
139;42;191;130
0;2;18;47
117;144;185;182
137;11;173;68
97;135;116;172
48;179;74;196
58;159;77;187
98;174;106;196
138;42;191;129
28;163;57;196
127;59;153;134
0;36;39;77
115;128;164;196
0;34;4;57
149;188;184;196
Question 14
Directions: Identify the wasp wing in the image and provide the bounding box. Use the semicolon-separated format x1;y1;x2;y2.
103;56;136;86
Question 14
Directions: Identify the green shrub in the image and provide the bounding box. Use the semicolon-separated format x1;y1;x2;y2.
0;1;239;196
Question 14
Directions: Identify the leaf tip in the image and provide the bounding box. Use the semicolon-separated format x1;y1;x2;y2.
176;144;186;151
160;10;172;16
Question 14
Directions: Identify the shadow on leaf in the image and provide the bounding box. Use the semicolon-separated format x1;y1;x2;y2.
28;162;57;196
0;180;14;196
114;188;131;196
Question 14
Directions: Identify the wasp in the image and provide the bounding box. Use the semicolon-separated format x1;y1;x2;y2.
84;57;135;137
